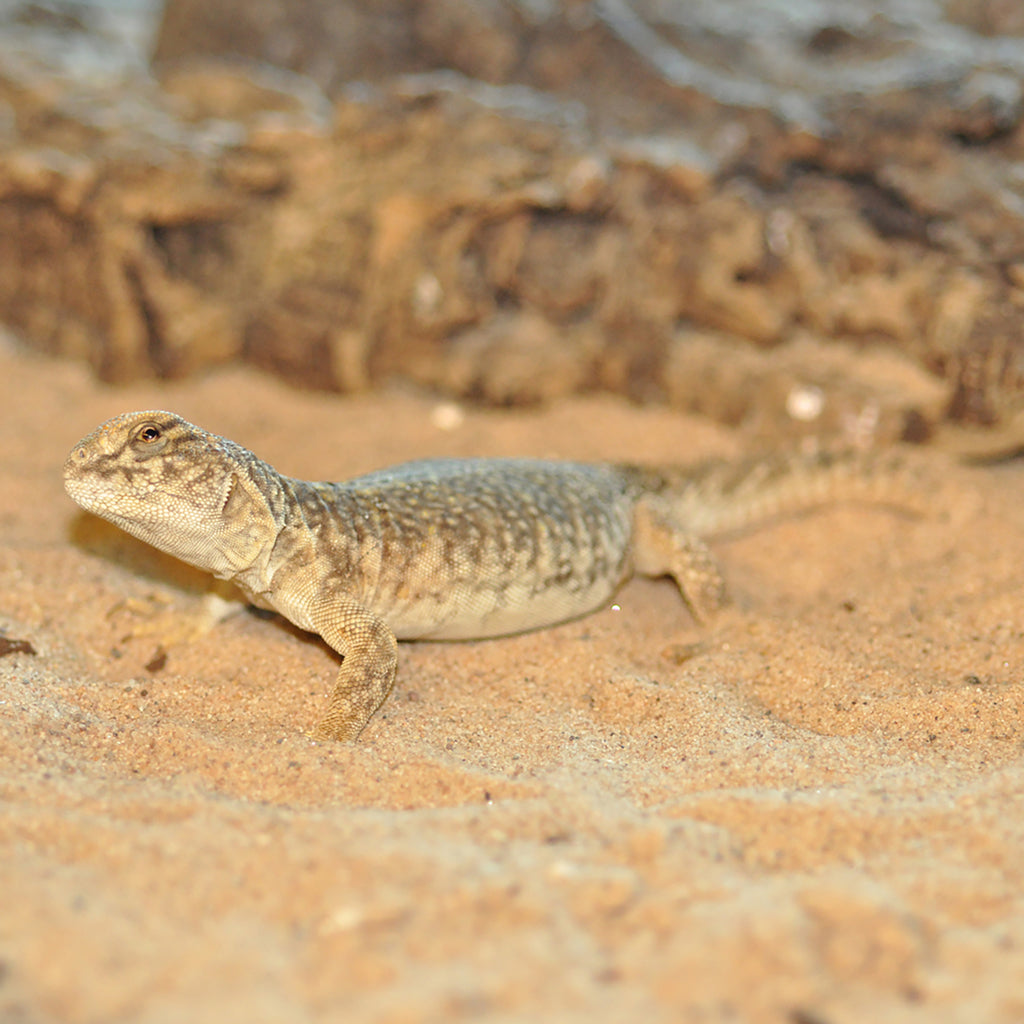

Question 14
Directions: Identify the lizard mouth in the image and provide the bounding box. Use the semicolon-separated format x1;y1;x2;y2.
63;477;137;530
63;471;104;513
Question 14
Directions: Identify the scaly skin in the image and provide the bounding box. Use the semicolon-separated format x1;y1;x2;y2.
64;410;923;740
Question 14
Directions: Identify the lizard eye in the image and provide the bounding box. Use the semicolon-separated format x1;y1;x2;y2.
130;423;169;456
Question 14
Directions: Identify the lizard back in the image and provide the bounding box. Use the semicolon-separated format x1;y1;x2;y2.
294;459;637;640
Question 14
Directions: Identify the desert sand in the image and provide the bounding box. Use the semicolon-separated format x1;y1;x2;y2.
1;332;1023;1023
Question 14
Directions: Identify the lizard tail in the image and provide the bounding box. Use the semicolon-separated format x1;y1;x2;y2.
617;447;943;538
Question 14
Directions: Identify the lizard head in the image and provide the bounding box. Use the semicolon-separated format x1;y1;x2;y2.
64;410;274;576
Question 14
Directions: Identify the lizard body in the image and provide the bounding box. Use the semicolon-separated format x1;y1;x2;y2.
64;410;921;741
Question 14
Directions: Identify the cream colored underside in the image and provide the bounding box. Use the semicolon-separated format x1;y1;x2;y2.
385;575;622;641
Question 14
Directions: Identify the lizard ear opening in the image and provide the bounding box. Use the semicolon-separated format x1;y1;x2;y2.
220;471;263;522
221;472;243;517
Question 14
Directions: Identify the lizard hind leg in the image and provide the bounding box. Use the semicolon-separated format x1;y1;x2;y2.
631;499;729;623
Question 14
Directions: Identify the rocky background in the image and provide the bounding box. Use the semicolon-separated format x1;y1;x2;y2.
2;0;1024;447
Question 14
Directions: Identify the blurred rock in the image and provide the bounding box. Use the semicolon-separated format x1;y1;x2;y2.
663;329;949;447
2;0;1024;448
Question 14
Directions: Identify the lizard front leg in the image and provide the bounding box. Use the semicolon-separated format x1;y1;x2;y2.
307;593;399;742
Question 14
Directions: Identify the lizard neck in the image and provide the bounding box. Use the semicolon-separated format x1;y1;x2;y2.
226;476;362;620
202;455;292;584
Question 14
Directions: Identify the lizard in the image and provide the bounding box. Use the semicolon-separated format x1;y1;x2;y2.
63;410;927;741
